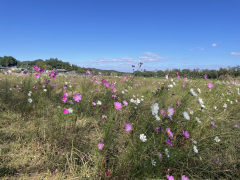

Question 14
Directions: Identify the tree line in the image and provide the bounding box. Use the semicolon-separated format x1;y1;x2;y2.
1;56;240;79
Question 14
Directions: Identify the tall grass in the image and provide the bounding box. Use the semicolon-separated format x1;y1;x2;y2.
0;72;240;179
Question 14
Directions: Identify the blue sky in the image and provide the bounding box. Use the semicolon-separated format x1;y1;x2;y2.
0;0;239;73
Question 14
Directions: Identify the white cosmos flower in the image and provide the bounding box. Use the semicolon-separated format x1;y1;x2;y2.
125;89;128;92
182;111;190;120
97;100;102;105
198;97;204;105
168;84;173;88
28;93;31;96
193;145;198;153
201;104;206;108
151;159;156;166
122;90;125;94
230;101;233;104
69;85;72;88
151;103;159;115
172;82;176;86
44;89;47;92
28;98;33;103
190;110;194;115
227;99;230;101
133;95;136;98
140;134;147;142
214;136;220;142
130;99;134;103
197;88;201;93
223;103;227;108
190;89;198;96
65;82;68;85
165;148;170;157
171;79;173;82
214;106;218;110
195;117;201;123
68;108;73;113
155;114;160;121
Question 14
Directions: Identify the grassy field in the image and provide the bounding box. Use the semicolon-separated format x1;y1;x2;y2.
0;71;240;180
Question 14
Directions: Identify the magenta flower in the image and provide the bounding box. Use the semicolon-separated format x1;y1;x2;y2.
155;127;160;132
166;139;172;146
124;123;132;132
183;131;190;138
110;84;114;89
33;66;40;71
177;102;182;106
182;83;185;87
167;175;174;180
104;82;109;88
64;92;69;97
160;110;165;115
52;75;56;79
42;85;45;88
92;102;96;106
98;143;104;150
207;82;213;89
182;175;189;180
102;115;107;119
166;128;173;138
51;71;55;74
63;108;68;114
112;94;117;98
62;85;67;90
62;96;67;102
211;122;215;129
73;93;82;102
35;73;40;78
86;70;91;74
40;69;45;73
114;102;122;110
123;100;128;106
113;88;117;93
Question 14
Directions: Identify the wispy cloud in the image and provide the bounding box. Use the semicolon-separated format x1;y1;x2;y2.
231;52;240;56
138;52;168;62
196;47;204;51
212;44;217;47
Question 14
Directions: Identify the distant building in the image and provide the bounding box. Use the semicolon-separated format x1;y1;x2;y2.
54;69;67;74
68;71;76;74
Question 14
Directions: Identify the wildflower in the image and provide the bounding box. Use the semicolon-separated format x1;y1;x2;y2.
167;107;174;117
195;117;202;123
130;98;134;103
86;70;91;74
98;143;104;150
166;128;173;138
182;175;189;180
234;124;239;128
198;97;204;105
151;159;156;166
223;103;227;108
63;108;68;114
69;85;72;88
193;140;197;144
216;157;220;164
214;106;218;110
151;103;159;115
121;90;125;94
155;114;160;121
114;102;122;110
68;108;73;113
177;101;182;106
190;88;197;96
214;136;220;142
197;88;201;93
165;148;170;157
166;139;172;146
102;115;107;119
62;96;67;102
92;102;96;106
28;93;31;96
183;131;190;138
64;92;69;97
73;93;82;102
124;123;132;132
125;89;128;92
106;170;111;175
140;134;147;142
211;122;215;129
193;145;198;153
35;73;40;78
182;111;190;120
160;110;165;115
42;85;45;88
207;82;213;89
157;152;162;159
102;106;106;110
28;98;33;103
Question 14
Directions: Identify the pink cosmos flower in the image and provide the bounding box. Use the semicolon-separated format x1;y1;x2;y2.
114;102;122;110
98;143;104;150
63;108;68;114
40;69;45;73
86;70;91;74
123;100;128;106
110;84;114;89
106;171;111;175
177;102;182;106
182;175;189;180
207;82;213;89
167;175;175;180
92;102;96;106
177;75;180;78
112;95;117;98
35;73;40;78
183;131;189;138
104;82;109;88
102;115;107;119
124;123;132;132
182;83;185;87
73;93;82;102
42;85;45;88
166;128;173;138
148;86;150;89
64;92;69;97
160;110;165;115
33;66;40;71
52;75;56;79
51;71;55;74
211;122;215;129
113;88;117;93
62;96;67;102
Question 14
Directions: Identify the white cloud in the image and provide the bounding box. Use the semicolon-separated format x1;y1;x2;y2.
212;44;217;47
196;47;204;51
231;52;240;56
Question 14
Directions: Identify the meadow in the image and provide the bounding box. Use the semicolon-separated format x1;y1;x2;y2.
0;69;240;180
